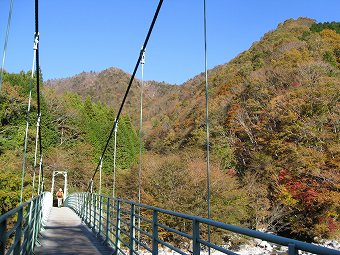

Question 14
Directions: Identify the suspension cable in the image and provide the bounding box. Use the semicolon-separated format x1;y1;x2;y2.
0;0;14;91
31;113;41;197
37;154;43;194
32;0;43;197
19;34;38;203
36;0;44;195
112;119;118;200
204;0;211;253
137;49;145;250
138;50;145;206
99;157;103;195
86;0;164;192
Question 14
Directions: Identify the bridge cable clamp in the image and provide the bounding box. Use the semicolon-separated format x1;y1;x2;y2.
36;113;41;127
33;32;39;50
114;118;118;132
140;48;145;65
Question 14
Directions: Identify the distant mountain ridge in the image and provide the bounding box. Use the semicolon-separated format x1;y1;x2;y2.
45;67;180;135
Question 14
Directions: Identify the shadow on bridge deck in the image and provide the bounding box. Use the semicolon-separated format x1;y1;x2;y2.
34;207;114;255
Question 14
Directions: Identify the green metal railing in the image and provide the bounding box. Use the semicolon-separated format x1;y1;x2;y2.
65;193;340;255
0;193;45;255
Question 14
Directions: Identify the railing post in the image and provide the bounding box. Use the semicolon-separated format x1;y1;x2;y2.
85;193;88;224
31;197;38;251
0;218;7;255
114;200;121;255
13;207;23;255
35;196;42;241
105;197;110;244
80;193;83;215
75;193;78;213
99;195;103;237
80;193;83;214
77;193;80;215
129;203;136;255
22;204;31;253
89;193;93;227
80;194;83;219
288;243;298;255
82;193;86;221
38;194;44;227
26;201;32;254
152;210;158;255
28;199;37;253
92;194;97;232
36;197;41;240
192;219;200;255
82;193;86;218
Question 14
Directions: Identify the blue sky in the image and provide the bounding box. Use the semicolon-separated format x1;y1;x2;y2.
0;1;339;85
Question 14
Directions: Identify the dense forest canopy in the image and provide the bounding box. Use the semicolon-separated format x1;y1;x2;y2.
310;21;340;34
1;18;339;242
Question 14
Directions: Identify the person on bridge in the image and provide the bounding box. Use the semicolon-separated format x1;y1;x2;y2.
56;188;64;208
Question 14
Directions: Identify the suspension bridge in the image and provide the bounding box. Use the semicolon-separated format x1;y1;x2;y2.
0;1;339;255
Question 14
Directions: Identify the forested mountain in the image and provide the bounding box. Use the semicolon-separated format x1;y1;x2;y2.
0;73;140;214
45;67;179;133
146;18;340;240
1;18;339;242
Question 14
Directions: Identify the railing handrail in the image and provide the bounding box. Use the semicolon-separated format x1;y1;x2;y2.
0;192;52;255
0;197;35;224
66;192;340;255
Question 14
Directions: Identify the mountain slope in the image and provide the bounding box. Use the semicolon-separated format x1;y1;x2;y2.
42;18;340;240
148;17;340;240
45;67;180;132
0;72;141;214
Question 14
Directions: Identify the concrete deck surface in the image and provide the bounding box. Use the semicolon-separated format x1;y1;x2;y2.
34;207;114;255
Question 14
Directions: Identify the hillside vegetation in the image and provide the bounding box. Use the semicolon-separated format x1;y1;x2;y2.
0;72;139;214
1;18;339;242
148;18;340;240
45;68;179;131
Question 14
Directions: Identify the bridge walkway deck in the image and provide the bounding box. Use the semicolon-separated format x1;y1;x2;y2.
34;207;114;255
